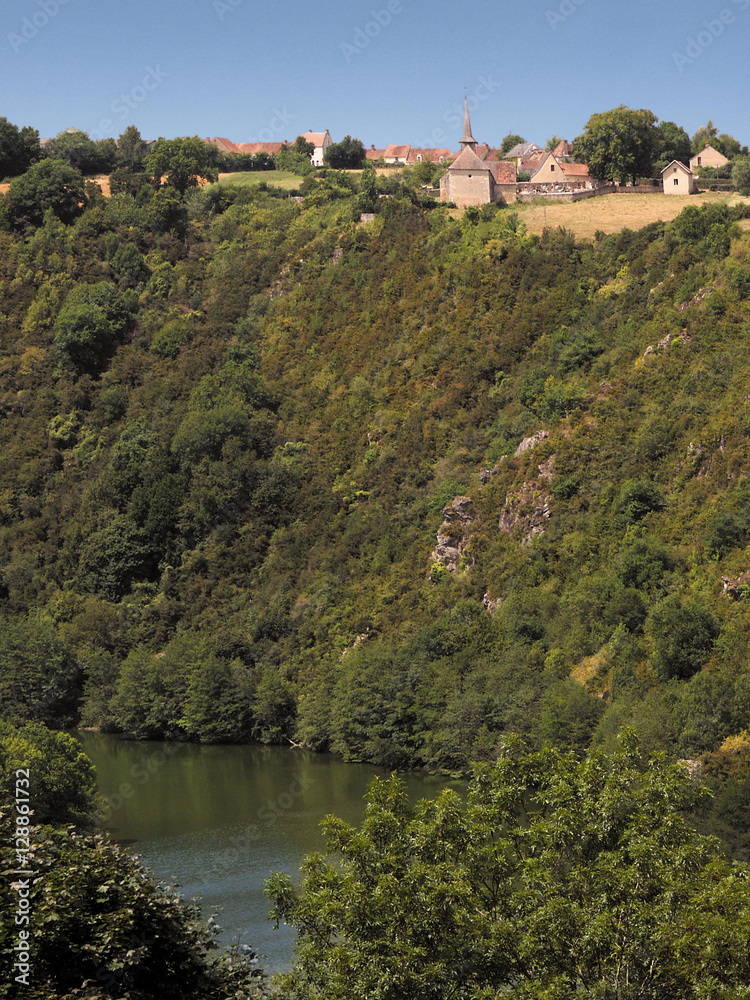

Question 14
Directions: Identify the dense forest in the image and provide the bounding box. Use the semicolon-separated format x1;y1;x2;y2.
2;146;750;848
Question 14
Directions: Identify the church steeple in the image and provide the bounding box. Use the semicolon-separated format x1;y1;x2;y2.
459;95;477;151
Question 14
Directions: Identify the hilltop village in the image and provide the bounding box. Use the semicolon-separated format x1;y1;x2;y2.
203;101;744;207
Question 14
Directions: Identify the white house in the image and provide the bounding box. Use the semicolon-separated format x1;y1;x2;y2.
662;160;696;195
300;130;332;166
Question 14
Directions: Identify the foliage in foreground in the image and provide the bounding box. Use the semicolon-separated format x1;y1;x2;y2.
267;733;750;1000
0;720;266;1000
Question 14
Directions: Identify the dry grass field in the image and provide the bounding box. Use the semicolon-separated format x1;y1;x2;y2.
513;190;750;240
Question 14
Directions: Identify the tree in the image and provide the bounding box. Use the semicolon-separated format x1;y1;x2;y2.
145;136;220;194
645;594;719;681
276;136;315;175
53;281;136;371
116;123;148;171
0;116;41;179
573;105;659;184
692;120;718;155
267;732;750;999
45;128;117;175
5;158;86;230
500;134;526;155
0;720;96;824
324;135;366;169
0;815;265;999
732;155;750;194
0;612;80;727
655;120;691;171
545;133;563;151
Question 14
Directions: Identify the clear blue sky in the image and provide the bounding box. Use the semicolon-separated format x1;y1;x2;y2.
1;0;748;150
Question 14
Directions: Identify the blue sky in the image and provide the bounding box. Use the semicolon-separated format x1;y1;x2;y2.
1;0;748;150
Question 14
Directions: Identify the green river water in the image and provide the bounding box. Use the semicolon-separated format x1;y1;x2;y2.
75;732;459;974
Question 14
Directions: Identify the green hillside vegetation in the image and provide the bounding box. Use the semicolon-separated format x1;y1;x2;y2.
2;156;750;848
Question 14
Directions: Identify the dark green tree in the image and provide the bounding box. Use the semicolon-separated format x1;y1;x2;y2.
0;116;41;179
267;733;750;999
53;281;136;371
645;594;719;681
573;105;659;183
116;123;149;171
45;128;117;175
655;120;691;171
5;158;86;230
500;134;526;155
324;135;366;169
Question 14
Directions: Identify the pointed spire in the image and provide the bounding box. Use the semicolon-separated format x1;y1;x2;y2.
459;95;477;151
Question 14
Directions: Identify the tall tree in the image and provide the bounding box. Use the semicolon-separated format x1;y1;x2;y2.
691;120;719;155
573;105;659;184
655;120;691;171
45;128;117;175
145;136;220;194
324;135;366;169
0;116;40;179
500;133;527;155
116;123;149;171
267;732;750;999
5;157;87;230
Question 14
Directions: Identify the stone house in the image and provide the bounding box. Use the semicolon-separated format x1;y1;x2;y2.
406;147;452;165
383;144;411;164
662;160;696;194
502;141;544;165
689;143;729;172
529;152;591;187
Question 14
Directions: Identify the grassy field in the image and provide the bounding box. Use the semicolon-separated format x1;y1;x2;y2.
214;170;301;190
513;190;750;240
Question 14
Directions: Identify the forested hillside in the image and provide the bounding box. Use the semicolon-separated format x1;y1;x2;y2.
2;164;750;847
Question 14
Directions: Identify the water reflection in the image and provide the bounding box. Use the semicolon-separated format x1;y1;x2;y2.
76;733;459;974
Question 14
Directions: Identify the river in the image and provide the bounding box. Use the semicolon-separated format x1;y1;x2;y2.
76;732;460;975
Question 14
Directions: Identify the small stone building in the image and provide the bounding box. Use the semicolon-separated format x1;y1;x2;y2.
662;160;696;195
440;99;517;207
689;143;729;172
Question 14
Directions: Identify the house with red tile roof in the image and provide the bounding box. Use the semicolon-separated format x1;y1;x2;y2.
365;145;387;162
300;130;332;166
384;144;412;164
406;147;452;165
236;142;286;156
529;152;591;187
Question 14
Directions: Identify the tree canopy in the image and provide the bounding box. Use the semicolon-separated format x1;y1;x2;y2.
145;136;220;194
500;134;526;155
0;116;41;180
5;158;87;230
324;135;366;169
573;106;659;184
267;733;750;999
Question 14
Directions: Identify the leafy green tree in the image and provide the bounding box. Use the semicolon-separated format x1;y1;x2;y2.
500;134;526;155
655;120;691;171
116;123;149;171
53;280;136;371
0;720;96;824
732;155;750;195
5;158;86;230
324;135;366;169
45;128;117;175
573;105;659;183
0;116;41;179
545;133;563;151
276;136;315;175
691;120;719;155
145;136;220;194
267;732;750;999
645;593;719;681
0;613;80;726
0;815;265;1000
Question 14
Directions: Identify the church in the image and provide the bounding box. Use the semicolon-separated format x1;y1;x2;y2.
439;99;517;207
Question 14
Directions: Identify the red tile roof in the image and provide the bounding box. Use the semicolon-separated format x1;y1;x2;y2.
490;160;517;184
560;162;589;177
236;142;286;155
406;147;452;164
384;144;411;160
